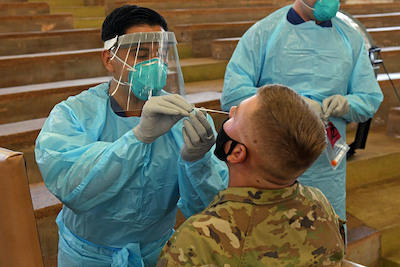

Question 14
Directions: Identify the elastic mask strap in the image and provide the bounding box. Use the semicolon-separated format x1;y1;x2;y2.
112;77;130;86
110;50;135;72
227;140;239;156
300;0;315;10
109;49;135;97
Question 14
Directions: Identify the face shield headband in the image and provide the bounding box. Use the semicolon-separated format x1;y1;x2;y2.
103;32;186;116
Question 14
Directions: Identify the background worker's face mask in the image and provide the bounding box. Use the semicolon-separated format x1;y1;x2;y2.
104;31;186;116
300;0;340;21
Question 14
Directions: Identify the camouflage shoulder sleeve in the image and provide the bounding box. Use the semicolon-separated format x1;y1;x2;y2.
301;185;338;219
301;185;346;242
158;203;250;266
157;214;230;266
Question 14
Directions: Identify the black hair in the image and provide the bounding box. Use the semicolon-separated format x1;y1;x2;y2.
101;5;168;42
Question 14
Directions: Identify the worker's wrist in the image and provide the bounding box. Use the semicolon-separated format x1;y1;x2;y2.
132;127;156;143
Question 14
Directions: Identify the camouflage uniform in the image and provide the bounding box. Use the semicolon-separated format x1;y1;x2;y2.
158;182;345;266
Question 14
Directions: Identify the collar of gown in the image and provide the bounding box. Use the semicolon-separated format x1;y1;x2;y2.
287;7;333;27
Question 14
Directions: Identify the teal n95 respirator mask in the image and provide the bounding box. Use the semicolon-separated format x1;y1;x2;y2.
300;0;340;22
104;31;186;116
127;57;167;101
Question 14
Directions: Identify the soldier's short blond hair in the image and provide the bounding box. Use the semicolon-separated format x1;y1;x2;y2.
250;84;326;180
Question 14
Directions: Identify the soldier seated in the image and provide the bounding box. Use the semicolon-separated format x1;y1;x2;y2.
158;84;345;266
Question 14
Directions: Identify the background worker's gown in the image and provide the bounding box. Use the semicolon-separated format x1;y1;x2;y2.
221;6;383;224
35;82;229;267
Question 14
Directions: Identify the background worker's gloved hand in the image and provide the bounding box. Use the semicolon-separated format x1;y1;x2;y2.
180;110;215;162
301;96;323;119
133;94;193;143
322;95;350;119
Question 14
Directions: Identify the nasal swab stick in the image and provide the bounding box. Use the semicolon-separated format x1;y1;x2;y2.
195;107;229;115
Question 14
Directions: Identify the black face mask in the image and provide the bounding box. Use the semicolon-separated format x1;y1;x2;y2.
214;119;241;162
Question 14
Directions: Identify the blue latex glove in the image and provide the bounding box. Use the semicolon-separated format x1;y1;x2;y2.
133;94;193;143
180;110;215;162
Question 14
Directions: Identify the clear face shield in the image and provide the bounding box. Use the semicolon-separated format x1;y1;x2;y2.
105;31;185;116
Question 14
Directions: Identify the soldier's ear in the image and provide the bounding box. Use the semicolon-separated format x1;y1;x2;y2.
227;144;247;164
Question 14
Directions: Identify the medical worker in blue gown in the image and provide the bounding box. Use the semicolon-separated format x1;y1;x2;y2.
221;0;383;233
35;5;228;267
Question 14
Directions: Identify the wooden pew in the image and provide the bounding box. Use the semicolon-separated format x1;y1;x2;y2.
116;1;400;15
160;3;400;29
159;7;279;30
379;46;400;75
0;28;102;56
0;29;192;57
0;77;108;124
0;48;224;88
212;37;241;60
0;49;106;88
113;1;400;16
113;0;280;11
368;26;400;48
354;12;400;28
341;3;400;15
174;21;255;57
0;2;49;16
345;214;380;266
0;14;74;33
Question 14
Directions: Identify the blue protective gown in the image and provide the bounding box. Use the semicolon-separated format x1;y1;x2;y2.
35;82;229;267
221;6;383;222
